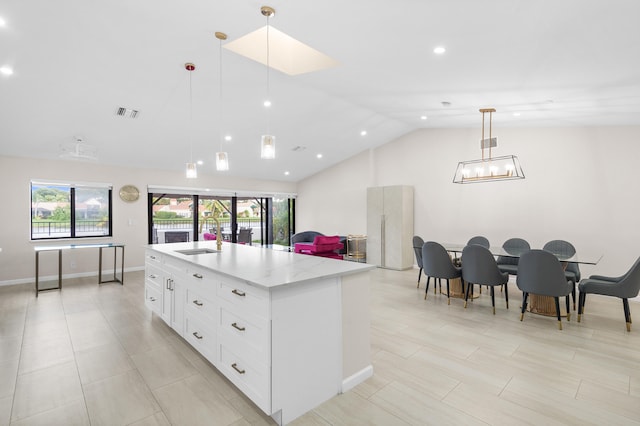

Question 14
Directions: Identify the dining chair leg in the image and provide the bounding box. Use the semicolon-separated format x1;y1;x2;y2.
417;268;422;288
565;295;571;321
555;297;562;330
464;282;471;308
571;282;576;311
577;292;585;322
446;279;451;305
504;283;509;309
490;286;496;315
435;278;438;295
425;277;431;299
520;292;529;321
623;298;631;332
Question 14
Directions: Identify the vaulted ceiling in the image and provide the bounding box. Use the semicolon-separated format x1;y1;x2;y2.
2;0;639;181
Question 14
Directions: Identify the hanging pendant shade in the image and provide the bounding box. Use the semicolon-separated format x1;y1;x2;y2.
185;162;197;178
261;135;276;159
215;152;229;171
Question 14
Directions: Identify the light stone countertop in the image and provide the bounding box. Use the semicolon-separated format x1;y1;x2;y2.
145;241;375;290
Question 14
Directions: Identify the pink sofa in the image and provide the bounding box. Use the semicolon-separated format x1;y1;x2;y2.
294;235;343;260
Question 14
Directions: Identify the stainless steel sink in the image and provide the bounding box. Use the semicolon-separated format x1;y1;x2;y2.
174;248;219;256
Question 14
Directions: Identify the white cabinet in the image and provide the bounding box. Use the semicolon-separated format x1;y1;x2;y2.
216;278;271;413
143;245;373;425
144;251;184;336
366;185;414;270
144;253;163;315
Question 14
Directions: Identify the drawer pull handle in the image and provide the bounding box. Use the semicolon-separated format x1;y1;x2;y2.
148;296;156;302
148;274;157;279
192;331;203;340
149;255;156;260
193;273;203;279
231;363;246;374
232;289;246;297
193;300;203;307
231;322;246;331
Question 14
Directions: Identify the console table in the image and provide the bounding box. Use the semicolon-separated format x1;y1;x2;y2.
34;243;125;296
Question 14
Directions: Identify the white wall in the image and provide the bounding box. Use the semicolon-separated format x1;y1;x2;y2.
298;126;640;278
0;155;296;285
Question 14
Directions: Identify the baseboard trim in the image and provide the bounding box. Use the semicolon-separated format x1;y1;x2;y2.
341;364;374;393
0;266;145;287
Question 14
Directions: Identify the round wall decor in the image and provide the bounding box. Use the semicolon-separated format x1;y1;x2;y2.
119;184;140;202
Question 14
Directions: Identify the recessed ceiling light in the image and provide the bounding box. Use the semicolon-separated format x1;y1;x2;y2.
316;154;323;159
197;160;204;165
264;100;271;107
360;130;367;136
420;115;428;120
433;46;446;55
284;171;290;176
512;112;521;117
0;66;13;76
224;135;232;141
0;17;6;27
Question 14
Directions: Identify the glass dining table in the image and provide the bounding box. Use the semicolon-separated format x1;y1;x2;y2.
442;243;603;316
442;243;602;265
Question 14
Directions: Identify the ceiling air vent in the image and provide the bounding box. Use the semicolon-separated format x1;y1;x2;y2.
291;146;307;152
116;107;139;119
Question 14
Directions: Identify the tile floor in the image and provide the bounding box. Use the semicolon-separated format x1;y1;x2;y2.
0;268;639;425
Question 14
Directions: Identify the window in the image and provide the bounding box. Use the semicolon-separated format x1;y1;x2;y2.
31;181;112;240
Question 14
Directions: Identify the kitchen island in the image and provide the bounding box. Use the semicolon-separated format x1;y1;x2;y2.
144;241;375;425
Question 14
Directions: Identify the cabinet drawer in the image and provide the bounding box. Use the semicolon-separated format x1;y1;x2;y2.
217;280;269;319
185;287;217;322
184;312;217;365
145;250;162;264
145;265;163;292
185;265;219;298
219;306;269;364
219;343;270;413
164;256;188;276
144;285;161;315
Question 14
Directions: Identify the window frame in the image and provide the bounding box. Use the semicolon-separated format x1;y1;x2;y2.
30;180;113;241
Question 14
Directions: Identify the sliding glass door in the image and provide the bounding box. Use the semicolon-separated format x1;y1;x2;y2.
148;191;295;246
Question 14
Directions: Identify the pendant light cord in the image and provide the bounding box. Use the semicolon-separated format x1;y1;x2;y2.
219;37;223;151
266;14;271;134
189;67;193;163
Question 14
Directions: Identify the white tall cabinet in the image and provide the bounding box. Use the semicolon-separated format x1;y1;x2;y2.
366;185;414;270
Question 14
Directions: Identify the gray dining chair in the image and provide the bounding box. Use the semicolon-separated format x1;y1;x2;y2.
461;244;509;314
422;241;462;304
238;227;253;245
516;250;572;329
496;238;530;275
467;236;490;248
578;257;640;331
412;236;425;288
543;240;580;311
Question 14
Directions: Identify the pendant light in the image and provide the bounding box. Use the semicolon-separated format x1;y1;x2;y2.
215;32;229;171
452;108;525;184
185;62;197;178
260;6;276;159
